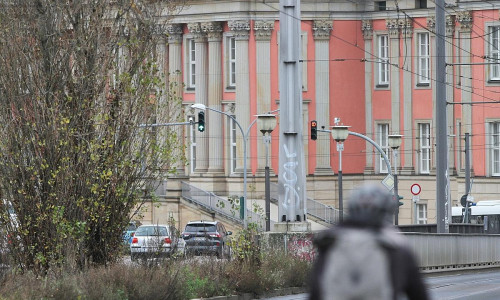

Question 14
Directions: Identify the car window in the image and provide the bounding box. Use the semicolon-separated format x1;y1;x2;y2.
125;223;137;231
135;226;168;236
185;224;217;232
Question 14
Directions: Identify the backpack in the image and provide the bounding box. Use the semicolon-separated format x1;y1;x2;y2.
319;228;393;300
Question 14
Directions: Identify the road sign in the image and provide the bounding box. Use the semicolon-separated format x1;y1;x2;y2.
412;195;420;203
411;183;421;195
382;175;394;191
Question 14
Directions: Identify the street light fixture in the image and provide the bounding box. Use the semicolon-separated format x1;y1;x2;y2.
191;103;249;228
256;114;277;231
191;104;279;229
331;125;350;223
388;134;403;225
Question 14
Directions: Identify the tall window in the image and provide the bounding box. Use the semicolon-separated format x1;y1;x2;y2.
230;116;237;173
419;123;431;174
375;1;386;11
417;204;427;224
228;37;236;87
489;26;500;81
377;35;389;86
492;122;500;175
378;123;389;173
416;0;427;8
188;39;196;89
190;118;197;173
417;32;430;85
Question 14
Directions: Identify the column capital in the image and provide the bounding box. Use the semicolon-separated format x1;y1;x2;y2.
446;15;456;37
427;16;435;33
187;23;207;42
254;20;274;41
386;18;400;39
166;24;183;44
361;20;373;40
398;18;413;38
201;21;223;42
228;20;251;40
457;11;473;33
312;20;332;41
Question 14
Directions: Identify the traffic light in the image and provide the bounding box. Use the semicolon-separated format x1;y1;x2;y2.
398;195;404;206
311;120;317;140
198;111;205;132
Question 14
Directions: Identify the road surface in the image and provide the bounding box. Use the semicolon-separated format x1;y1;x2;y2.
263;268;500;300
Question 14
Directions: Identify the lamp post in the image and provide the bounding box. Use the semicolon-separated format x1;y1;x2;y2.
331;125;350;223
256;114;277;231
388;134;403;225
191;103;279;229
191;103;250;228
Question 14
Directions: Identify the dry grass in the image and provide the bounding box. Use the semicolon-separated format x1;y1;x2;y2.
0;251;311;300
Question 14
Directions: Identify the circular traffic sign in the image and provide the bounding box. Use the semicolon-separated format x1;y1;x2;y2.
411;183;421;195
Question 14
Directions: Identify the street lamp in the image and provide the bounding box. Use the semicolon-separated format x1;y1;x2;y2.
388;134;403;225
331;125;350;223
256;114;277;231
191;103;250;228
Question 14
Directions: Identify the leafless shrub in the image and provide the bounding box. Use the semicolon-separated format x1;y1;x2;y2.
0;0;186;274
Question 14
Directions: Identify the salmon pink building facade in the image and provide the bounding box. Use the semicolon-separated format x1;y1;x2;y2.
152;0;500;226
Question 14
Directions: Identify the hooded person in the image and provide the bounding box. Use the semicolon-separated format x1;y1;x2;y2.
308;184;429;300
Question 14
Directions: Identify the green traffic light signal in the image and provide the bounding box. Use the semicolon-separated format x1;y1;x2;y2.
198;111;205;132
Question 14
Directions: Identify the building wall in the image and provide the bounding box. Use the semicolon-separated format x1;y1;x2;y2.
150;1;500;227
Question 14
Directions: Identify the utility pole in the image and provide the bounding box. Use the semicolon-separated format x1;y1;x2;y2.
436;0;449;233
464;133;471;223
277;0;307;223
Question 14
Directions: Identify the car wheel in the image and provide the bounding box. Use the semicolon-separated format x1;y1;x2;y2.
131;253;138;262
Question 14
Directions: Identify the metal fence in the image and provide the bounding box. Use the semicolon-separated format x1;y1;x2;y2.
181;181;272;231
271;182;341;225
307;197;341;225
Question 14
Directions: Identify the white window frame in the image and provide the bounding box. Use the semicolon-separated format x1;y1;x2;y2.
488;25;500;81
228;36;236;88
417;32;430;85
491;122;500;176
377;35;389;86
184;38;196;90
377;123;389;173
419;123;431;174
229;116;237;174
189;118;197;173
417;204;427;224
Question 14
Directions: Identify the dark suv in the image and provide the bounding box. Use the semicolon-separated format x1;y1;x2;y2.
182;220;232;258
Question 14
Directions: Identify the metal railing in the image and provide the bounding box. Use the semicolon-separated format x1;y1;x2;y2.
181;181;272;231
307;197;342;225
271;183;341;225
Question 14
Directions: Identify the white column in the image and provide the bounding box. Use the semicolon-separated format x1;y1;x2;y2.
188;23;209;173
228;20;251;174
429;17;438;174
202;22;224;174
313;20;334;175
402;20;414;174
167;24;185;176
387;19;401;137
458;11;473;173
446;16;456;173
362;20;374;174
254;20;275;174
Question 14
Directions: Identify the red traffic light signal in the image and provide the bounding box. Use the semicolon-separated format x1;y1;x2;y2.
311;120;317;140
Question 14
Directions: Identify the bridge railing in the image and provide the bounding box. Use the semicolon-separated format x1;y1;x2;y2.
181;181;272;231
271;182;341;225
404;233;500;271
